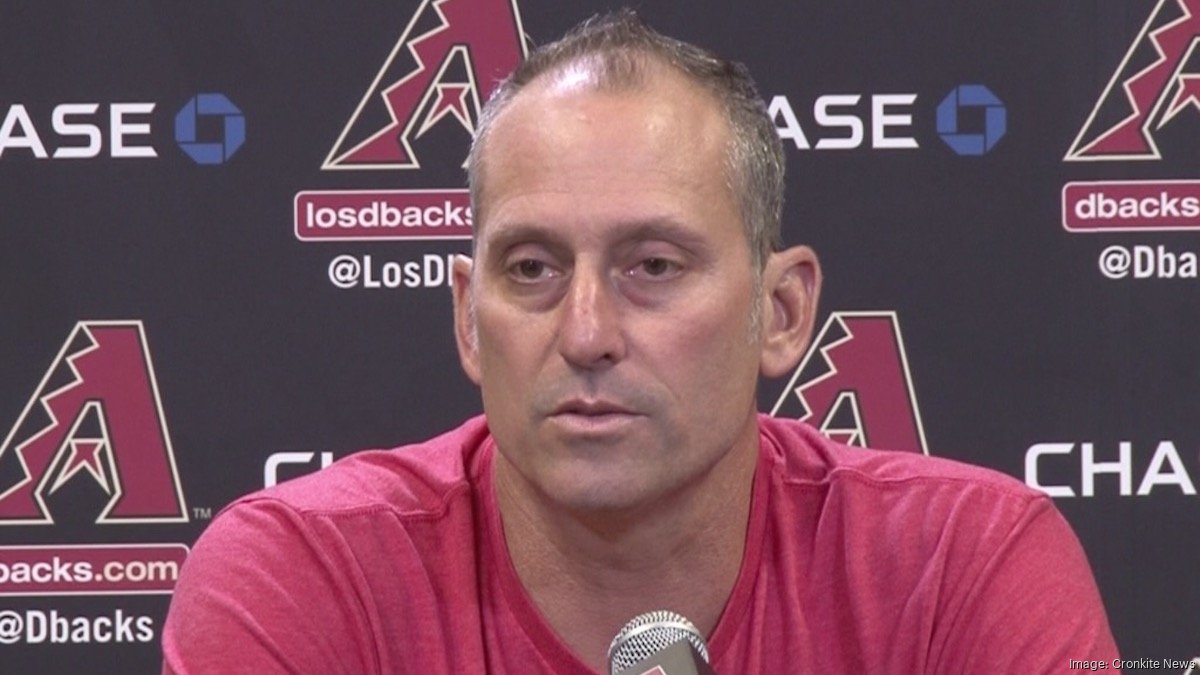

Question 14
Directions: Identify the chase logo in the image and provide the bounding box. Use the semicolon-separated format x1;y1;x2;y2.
769;82;1006;155
0;93;243;164
174;93;245;165
937;84;1007;156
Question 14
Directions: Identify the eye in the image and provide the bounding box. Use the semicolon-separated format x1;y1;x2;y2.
517;259;545;278
629;257;682;280
642;258;672;276
506;258;558;283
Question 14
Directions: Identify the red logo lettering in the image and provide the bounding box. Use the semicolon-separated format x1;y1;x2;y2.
324;0;527;169
0;322;188;525
771;312;929;454
1066;0;1200;160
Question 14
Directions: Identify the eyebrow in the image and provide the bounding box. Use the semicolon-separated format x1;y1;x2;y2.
482;218;712;258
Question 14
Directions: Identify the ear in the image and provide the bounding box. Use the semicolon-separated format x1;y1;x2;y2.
759;245;822;378
451;254;483;385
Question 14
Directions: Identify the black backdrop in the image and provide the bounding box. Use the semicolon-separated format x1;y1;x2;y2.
2;1;1198;672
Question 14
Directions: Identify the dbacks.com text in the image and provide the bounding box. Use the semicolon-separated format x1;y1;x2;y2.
0;555;178;587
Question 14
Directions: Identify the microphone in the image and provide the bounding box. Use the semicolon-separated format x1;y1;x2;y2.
607;610;717;675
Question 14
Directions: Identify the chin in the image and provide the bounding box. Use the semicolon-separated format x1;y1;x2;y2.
538;463;660;514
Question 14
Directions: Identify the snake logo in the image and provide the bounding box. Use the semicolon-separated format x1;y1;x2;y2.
324;0;527;170
1066;0;1200;161
0;322;188;525
771;311;929;455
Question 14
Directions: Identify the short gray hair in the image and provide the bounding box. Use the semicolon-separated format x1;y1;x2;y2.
467;8;784;269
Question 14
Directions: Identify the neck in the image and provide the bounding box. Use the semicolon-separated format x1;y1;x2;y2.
493;424;760;672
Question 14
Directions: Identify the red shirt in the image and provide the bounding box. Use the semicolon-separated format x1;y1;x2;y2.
162;415;1118;673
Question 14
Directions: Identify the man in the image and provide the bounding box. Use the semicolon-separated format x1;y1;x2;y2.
163;10;1119;673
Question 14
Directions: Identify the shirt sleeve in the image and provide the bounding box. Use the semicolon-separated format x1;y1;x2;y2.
161;498;379;675
929;496;1121;674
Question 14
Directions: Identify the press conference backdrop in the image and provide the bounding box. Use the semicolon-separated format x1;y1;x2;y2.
2;1;1198;672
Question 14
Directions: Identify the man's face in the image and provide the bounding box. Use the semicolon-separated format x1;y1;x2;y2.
455;65;765;514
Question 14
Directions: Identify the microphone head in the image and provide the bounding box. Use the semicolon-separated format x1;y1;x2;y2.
607;610;711;674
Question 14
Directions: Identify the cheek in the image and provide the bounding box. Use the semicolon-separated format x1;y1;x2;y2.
474;323;537;440
473;301;555;397
645;292;760;396
477;321;527;379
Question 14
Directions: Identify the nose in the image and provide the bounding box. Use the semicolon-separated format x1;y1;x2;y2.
556;264;626;369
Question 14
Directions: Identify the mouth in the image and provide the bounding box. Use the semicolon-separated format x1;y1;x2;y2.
548;399;642;434
552;399;636;416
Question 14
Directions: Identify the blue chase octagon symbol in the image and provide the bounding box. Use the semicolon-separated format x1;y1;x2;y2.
936;84;1006;156
175;93;245;165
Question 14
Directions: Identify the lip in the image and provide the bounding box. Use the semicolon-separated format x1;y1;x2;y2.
548;399;642;434
551;399;636;416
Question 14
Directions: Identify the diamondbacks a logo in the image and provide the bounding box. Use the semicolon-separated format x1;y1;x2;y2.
1065;0;1200;161
0;322;187;525
771;311;928;454
296;0;527;242
324;0;527;170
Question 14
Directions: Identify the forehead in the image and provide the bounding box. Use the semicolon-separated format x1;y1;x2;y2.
474;62;736;238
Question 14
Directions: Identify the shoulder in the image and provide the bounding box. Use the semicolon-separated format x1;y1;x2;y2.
755;415;1111;623
756;414;1058;558
753;416;1118;666
177;415;493;582
172;415;494;615
234;415;493;519
757;413;1042;509
163;416;496;671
